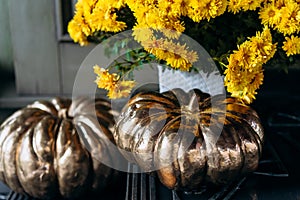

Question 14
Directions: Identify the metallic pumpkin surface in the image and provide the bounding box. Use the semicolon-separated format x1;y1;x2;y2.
0;97;118;199
114;88;264;191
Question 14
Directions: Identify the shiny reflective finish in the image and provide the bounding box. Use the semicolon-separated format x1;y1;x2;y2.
114;88;264;191
0;97;118;199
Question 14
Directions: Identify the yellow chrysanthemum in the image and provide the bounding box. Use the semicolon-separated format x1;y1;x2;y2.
227;0;243;14
233;44;253;68
171;0;191;17
241;0;264;11
67;19;89;46
132;26;154;43
94;65;136;99
273;0;287;8
165;56;192;70
157;0;184;17
107;80;136;99
125;0;156;10
68;0;127;45
159;17;185;38
260;0;300;35
130;0;185;40
94;65;118;91
259;3;281;27
131;4;159;26
160;28;183;39
69;0;298;101
224;27;276;104
249;27;277;63
276;1;300;35
225;65;264;104
282;35;300;56
228;0;264;13
92;1;127;32
79;0;97;23
67;0;95;45
230;88;257;104
188;0;227;22
142;38;198;71
251;69;264;91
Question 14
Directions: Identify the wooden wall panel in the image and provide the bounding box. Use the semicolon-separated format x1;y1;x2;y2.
8;0;61;95
0;0;14;72
59;43;96;95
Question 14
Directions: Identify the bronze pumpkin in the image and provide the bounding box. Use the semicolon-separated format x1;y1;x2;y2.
0;97;119;199
114;88;264;191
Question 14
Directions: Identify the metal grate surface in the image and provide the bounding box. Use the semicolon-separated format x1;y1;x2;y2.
6;192;32;200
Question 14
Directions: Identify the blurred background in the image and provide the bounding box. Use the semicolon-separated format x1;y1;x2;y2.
0;0;158;109
1;0;94;107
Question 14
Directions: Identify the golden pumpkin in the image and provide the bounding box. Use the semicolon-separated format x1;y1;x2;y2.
0;97;119;199
114;88;264;191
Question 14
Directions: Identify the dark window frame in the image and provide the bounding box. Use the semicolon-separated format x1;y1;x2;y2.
55;0;77;41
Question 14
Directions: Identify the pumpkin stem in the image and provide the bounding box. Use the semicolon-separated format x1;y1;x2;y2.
58;108;71;119
187;93;198;112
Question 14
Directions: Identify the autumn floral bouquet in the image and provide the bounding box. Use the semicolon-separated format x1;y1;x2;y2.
68;0;300;104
